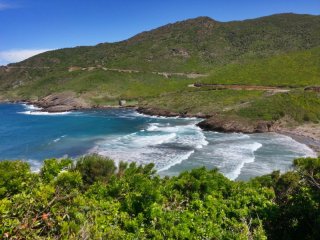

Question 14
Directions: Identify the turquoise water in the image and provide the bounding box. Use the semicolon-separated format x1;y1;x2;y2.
0;103;316;180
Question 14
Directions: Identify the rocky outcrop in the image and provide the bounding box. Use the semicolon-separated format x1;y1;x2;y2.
33;91;90;112
137;107;181;117
137;107;211;118
197;115;274;133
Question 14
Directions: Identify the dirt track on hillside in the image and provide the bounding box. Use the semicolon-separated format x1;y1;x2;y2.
190;83;291;93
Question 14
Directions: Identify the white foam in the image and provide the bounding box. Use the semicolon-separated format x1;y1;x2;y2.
146;123;161;131
130;133;177;146
131;111;198;120
214;132;251;141
146;123;209;148
267;133;317;158
147;123;188;133
94;120;208;172
211;141;263;180
19;103;73;115
27;159;43;172
22;103;42;111
53;135;67;143
226;142;262;180
158;150;195;172
18;111;72;116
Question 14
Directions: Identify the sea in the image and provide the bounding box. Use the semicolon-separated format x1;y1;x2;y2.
0;103;316;180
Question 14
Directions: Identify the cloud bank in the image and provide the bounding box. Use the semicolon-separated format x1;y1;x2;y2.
0;49;52;65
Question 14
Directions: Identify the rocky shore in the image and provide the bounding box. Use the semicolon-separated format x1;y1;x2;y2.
4;95;319;156
29;91;91;112
137;107;320;156
136;107;211;119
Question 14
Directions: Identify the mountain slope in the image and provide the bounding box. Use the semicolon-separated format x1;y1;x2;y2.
3;13;320;72
0;13;320;126
21;14;320;70
202;46;320;87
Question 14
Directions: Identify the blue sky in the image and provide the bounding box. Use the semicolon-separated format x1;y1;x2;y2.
0;0;319;65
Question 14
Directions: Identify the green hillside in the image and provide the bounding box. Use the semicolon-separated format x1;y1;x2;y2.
1;13;320;89
1;13;320;126
201;47;320;87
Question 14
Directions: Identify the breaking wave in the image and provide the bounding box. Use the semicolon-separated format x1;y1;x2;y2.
95;121;207;171
18;104;73;115
221;142;263;180
19;111;72;115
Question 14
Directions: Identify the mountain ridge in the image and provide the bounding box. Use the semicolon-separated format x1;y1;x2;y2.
7;13;320;71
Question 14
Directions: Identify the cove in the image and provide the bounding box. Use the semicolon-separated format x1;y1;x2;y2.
0;103;316;180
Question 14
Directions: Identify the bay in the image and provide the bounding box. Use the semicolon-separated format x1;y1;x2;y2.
0;103;316;180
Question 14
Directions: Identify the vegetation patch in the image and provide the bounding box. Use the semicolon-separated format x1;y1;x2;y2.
0;155;319;239
237;91;320;122
201;47;320;87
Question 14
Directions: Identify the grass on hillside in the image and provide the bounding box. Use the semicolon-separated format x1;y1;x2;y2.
237;90;320;123
141;87;320;124
12;67;320;125
14;70;194;104
140;89;264;115
201;47;320;87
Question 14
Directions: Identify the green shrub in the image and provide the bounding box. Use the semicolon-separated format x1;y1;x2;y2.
1;156;320;239
0;161;33;198
75;154;116;185
55;171;83;192
40;158;73;183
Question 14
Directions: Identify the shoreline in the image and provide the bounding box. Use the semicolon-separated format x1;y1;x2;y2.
2;100;319;156
135;107;320;157
276;130;320;156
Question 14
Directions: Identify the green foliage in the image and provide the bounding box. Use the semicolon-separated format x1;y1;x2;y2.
251;157;320;240
237;91;320;122
141;89;263;115
75;154;116;185
55;171;83;192
0;161;34;198
203;47;320;87
1;155;319;239
40;158;72;183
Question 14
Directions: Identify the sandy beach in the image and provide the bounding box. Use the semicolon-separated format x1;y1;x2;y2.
278;123;320;156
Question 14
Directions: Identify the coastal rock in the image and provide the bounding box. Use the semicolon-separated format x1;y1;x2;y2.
137;107;212;118
197;115;274;133
45;105;75;112
34;91;90;112
137;107;180;117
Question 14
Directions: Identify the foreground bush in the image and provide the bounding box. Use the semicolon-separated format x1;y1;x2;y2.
0;156;319;239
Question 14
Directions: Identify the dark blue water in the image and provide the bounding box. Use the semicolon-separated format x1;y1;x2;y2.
0;103;316;180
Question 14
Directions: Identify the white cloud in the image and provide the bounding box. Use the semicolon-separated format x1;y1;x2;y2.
0;49;52;65
0;2;14;10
